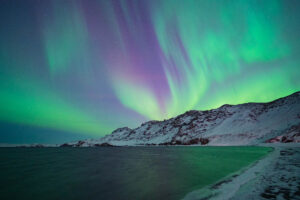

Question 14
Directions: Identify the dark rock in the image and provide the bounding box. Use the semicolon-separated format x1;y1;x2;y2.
31;144;45;148
200;138;209;145
95;143;114;147
189;138;200;144
60;143;73;147
75;141;85;147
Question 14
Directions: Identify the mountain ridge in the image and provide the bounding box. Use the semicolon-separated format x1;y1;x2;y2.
63;91;300;147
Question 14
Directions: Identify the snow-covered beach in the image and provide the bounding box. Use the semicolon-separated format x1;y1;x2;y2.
184;143;300;200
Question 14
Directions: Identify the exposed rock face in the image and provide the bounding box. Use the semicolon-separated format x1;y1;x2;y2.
265;124;300;143
60;143;73;147
94;143;114;147
65;91;300;147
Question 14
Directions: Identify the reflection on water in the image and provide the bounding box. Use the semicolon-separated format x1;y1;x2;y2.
0;146;270;200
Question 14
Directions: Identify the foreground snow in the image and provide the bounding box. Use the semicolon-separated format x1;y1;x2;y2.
183;143;300;200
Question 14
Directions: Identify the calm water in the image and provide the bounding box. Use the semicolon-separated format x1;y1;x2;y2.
0;146;271;200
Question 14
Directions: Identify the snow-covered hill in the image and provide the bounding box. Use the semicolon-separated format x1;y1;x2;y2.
62;91;300;147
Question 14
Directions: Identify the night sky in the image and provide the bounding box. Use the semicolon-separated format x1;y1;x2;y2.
1;0;300;144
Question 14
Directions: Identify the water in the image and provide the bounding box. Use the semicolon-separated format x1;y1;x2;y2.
0;146;271;200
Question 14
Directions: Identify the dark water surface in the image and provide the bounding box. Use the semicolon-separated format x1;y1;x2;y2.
0;146;271;200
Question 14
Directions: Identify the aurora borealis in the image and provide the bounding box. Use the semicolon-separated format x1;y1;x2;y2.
0;0;300;143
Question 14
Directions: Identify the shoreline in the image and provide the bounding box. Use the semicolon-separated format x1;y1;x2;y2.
1;143;298;199
183;143;300;200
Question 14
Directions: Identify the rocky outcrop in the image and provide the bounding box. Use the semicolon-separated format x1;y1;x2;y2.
94;143;114;147
266;124;300;143
60;143;73;147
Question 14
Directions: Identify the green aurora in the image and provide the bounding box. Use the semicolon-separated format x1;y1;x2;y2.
0;0;299;143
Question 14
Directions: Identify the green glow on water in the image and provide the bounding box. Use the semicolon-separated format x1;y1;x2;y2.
0;146;272;199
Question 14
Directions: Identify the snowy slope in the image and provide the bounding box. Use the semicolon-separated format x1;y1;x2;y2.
63;91;300;147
